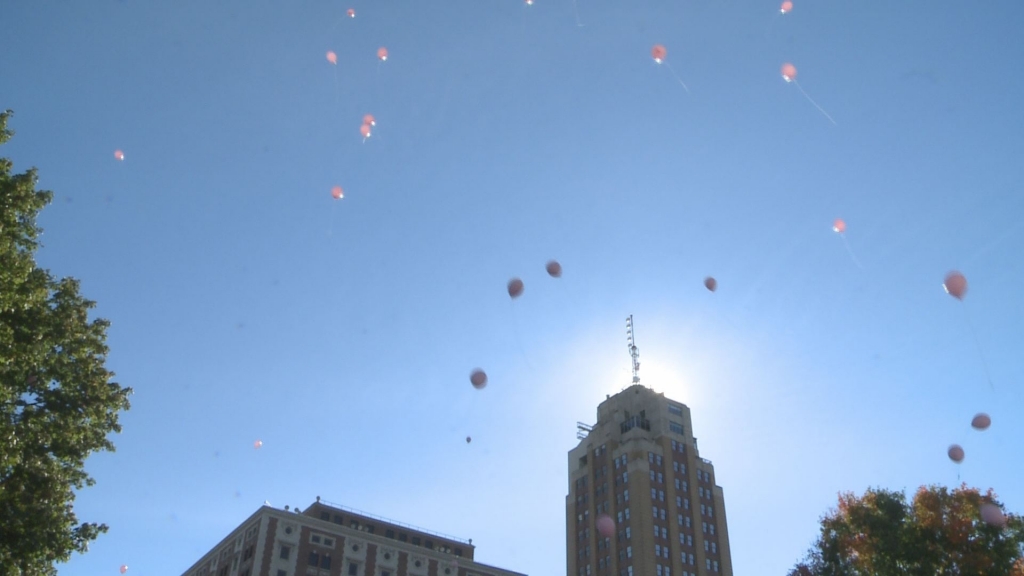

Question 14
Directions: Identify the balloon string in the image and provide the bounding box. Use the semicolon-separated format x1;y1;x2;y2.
664;62;690;93
571;0;585;26
794;80;837;125
961;302;995;391
840;235;865;269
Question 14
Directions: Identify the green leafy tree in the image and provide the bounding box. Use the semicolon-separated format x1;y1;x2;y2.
0;110;132;574
789;483;1024;576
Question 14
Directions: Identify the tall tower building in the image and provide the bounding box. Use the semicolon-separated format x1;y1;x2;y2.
566;317;733;576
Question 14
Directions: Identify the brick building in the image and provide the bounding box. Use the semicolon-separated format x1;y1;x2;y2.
180;498;526;576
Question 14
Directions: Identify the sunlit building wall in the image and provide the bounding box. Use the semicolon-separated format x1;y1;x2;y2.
180;499;527;576
567;385;733;576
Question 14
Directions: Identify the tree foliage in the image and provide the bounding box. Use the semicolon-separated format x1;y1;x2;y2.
0;110;132;574
789;483;1024;576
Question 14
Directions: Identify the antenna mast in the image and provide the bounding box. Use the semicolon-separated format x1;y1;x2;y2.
626;315;641;385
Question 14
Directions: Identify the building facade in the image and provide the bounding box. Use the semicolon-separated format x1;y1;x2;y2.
180;498;526;576
567;385;733;576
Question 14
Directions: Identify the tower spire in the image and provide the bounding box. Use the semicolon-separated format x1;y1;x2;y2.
626;315;641;385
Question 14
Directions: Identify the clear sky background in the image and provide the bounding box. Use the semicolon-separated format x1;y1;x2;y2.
3;1;1024;574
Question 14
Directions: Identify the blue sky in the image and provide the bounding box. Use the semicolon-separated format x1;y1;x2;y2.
4;0;1024;574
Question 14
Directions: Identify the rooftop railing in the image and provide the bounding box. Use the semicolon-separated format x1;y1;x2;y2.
316;499;473;546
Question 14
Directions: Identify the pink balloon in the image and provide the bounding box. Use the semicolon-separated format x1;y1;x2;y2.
326;51;337;65
780;0;793;13
944;271;967;300
254;440;263;450
947;444;964;463
114;150;125;161
704;277;717;292
546;260;562;278
470;369;487;389
596;514;615;538
971;413;991;430
120;566;128;575
331;186;344;200
981;503;1006;527
508;278;524;299
781;63;797;82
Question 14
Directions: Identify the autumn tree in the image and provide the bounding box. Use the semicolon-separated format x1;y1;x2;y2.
789;483;1024;576
0;110;132;574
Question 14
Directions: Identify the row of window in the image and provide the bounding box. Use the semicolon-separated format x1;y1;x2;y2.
316;511;464;556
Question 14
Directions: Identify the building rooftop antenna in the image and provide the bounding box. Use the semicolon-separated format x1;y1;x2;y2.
626;315;641;385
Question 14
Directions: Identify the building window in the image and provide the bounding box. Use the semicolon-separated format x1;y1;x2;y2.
424;540;433;550
669;404;683;416
706;559;711;570
625;508;630;520
324;538;334;547
386;529;395;538
280;546;290;560
711;543;717;553
348;563;358;576
660;508;666;520
412;537;421;546
655;545;661;556
704;541;709;551
657;566;663;576
624;489;629;501
710;524;715;535
708;507;713;518
627;546;632;558
662;527;667;538
626;527;631;539
648;452;654;463
277;571;286;576
702;522;707;533
651;489;657;500
701;505;706;516
684;499;689;509
713;561;719;572
308;552;319;566
333;514;343;525
617;512;623;524
312;535;321;544
655;455;662;466
659;490;665;501
650;471;655;481
669;422;684;435
657;473;663;484
321;556;332;569
320;512;330;521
